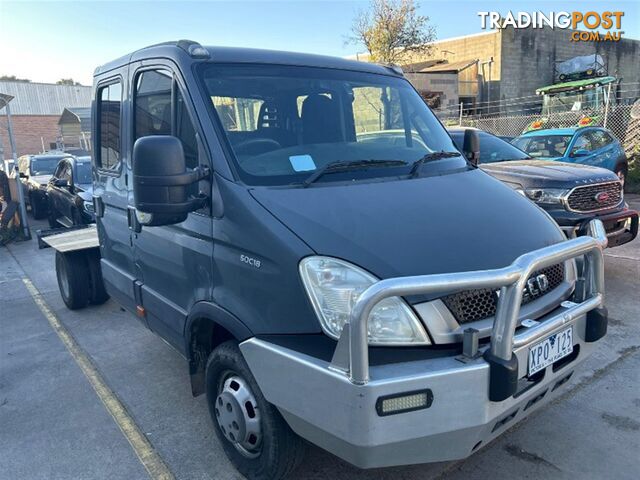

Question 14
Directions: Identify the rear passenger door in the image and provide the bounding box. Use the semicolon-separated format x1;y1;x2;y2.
93;73;140;314
129;65;214;350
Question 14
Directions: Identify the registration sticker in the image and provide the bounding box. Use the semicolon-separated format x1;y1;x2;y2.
289;154;316;172
528;327;573;376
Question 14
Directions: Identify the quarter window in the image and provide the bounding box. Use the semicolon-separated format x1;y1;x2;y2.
97;82;122;170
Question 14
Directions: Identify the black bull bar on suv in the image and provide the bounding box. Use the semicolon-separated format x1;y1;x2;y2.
329;219;608;401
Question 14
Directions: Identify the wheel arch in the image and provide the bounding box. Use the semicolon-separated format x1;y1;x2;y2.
185;301;253;397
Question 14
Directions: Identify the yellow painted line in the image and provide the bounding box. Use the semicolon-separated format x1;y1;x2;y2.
22;278;174;480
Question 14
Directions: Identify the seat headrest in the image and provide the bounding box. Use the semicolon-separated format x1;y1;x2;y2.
301;94;341;144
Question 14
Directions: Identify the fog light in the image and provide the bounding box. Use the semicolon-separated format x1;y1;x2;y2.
376;389;433;416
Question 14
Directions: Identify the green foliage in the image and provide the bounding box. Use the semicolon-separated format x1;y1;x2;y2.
627;154;640;194
57;78;82;86
0;75;31;82
349;0;436;64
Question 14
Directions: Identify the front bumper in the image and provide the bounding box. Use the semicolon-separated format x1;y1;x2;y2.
240;220;609;469
559;207;638;248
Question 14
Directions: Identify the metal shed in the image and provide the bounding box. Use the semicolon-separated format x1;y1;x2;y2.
58;107;91;150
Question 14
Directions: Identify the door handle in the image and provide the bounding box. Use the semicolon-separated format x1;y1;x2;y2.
93;196;105;218
127;207;142;233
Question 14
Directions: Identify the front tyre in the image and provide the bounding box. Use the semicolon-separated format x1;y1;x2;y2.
206;341;306;480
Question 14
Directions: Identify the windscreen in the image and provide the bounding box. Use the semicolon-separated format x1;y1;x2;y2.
30;157;64;176
199;64;463;185
450;131;530;163
541;87;602;115
512;135;574;158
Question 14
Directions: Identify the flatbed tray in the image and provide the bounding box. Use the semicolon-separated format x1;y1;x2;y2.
38;224;99;252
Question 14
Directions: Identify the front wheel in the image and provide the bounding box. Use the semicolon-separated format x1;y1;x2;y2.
206;341;306;480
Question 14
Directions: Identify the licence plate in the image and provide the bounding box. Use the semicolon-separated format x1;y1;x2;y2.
528;327;573;376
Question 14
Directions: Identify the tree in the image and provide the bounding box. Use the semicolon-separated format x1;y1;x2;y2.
57;78;82;86
348;0;436;64
0;75;31;82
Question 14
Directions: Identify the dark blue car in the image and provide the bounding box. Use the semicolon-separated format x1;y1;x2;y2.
512;127;628;185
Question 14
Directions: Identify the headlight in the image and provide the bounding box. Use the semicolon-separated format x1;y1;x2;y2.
82;201;94;215
299;256;430;345
524;188;569;205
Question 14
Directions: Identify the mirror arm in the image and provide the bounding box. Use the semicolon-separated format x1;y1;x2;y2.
135;165;210;187
137;195;207;214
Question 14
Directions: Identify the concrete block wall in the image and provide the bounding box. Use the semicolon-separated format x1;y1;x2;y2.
500;26;640;112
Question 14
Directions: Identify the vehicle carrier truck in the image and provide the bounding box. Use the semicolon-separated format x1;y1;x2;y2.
43;41;609;480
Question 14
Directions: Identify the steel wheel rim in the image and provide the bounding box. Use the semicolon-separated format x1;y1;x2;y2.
215;371;263;459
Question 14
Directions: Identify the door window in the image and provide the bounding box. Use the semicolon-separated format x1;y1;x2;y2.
135;70;172;138
60;163;72;184
53;161;66;179
570;133;594;156
97;81;122;170
134;69;199;169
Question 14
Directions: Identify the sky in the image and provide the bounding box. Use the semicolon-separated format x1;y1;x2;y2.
0;0;638;85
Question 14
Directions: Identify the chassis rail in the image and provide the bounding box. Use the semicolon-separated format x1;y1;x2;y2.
331;220;608;399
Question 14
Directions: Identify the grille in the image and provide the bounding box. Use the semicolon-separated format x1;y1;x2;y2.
566;182;622;213
442;263;565;324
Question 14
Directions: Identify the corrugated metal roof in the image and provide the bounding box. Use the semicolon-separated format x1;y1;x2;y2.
0;81;91;115
59;107;92;131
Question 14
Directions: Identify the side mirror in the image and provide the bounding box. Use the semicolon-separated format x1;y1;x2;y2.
572;149;589;157
463;129;480;166
53;178;68;188
132;135;208;227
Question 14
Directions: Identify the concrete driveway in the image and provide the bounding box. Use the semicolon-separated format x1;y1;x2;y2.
1;196;639;480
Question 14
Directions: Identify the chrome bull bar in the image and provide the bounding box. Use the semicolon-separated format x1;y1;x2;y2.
331;220;608;399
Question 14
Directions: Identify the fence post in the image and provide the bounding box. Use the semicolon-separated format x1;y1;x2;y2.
603;82;612;128
459;102;463;126
4;102;31;240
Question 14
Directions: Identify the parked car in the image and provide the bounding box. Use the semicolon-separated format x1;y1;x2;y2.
449;127;638;248
17;153;72;218
44;41;609;480
511;127;628;185
46;155;94;228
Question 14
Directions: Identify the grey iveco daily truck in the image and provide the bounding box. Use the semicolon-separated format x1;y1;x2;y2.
45;41;609;480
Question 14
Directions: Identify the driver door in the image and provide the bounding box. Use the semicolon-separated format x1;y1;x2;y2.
129;64;214;350
568;131;597;166
57;162;75;222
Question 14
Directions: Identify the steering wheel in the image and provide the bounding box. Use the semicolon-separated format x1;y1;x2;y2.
234;138;282;155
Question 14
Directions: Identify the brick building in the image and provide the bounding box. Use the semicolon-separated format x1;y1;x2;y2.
0;81;91;159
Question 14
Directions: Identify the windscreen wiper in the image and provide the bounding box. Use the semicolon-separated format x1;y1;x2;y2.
409;151;461;178
303;159;407;187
